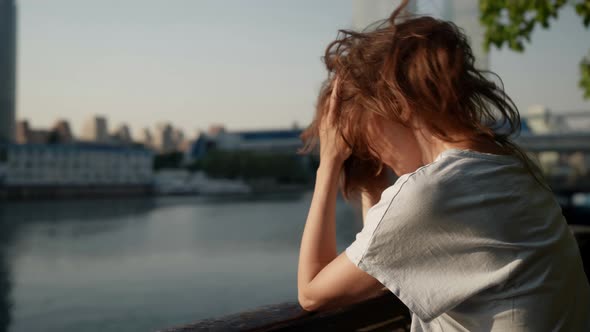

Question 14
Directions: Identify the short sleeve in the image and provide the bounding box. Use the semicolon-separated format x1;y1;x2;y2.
344;173;411;266
344;168;518;322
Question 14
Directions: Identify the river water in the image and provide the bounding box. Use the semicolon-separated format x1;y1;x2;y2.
0;193;361;332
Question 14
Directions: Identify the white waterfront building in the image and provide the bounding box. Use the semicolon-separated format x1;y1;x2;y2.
185;128;304;163
0;143;154;186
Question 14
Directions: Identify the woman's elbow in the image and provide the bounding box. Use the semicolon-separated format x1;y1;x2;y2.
298;289;323;312
298;293;317;312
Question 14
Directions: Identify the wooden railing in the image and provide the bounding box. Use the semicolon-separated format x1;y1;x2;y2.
159;291;410;332
160;227;590;332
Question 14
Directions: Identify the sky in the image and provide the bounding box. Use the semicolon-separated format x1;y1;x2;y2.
15;0;590;140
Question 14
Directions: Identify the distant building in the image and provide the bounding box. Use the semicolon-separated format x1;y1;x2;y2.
526;105;571;134
16;120;51;144
81;115;110;143
441;1;489;70
172;128;184;144
172;128;188;151
138;127;154;149
185;126;303;163
16;119;74;144
52;119;74;143
154;122;176;153
112;124;133;144
0;142;154;187
352;0;488;70
0;0;17;142
207;124;226;137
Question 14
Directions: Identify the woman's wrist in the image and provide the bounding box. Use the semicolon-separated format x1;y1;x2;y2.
315;160;343;193
318;158;344;175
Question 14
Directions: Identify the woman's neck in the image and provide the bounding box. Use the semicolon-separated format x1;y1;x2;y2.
415;129;508;165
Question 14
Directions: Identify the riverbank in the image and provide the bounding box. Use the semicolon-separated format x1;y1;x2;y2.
0;184;153;200
0;181;313;201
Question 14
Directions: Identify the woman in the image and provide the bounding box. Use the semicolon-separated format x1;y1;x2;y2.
297;2;590;331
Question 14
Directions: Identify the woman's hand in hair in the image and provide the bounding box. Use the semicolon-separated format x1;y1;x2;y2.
298;94;385;311
319;77;351;167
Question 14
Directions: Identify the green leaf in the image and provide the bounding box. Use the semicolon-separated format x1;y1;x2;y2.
580;54;590;99
479;0;589;99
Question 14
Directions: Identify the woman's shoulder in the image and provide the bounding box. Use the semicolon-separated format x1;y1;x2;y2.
382;149;526;213
385;157;451;199
378;166;446;217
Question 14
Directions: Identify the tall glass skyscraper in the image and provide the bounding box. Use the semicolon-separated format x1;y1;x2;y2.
352;0;488;70
0;0;16;143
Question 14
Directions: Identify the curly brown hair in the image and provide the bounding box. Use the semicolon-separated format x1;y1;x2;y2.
300;0;544;199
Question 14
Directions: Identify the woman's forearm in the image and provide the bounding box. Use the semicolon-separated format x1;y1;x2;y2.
297;161;341;291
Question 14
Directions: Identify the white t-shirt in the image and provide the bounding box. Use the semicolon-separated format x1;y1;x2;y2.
345;148;590;332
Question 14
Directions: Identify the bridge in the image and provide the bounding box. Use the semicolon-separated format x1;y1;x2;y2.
515;133;590;195
517;133;590;153
514;111;590;195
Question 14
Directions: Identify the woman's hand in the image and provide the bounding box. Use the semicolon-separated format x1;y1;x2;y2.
319;78;351;167
298;80;385;310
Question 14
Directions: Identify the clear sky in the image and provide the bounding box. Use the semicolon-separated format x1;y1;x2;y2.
15;0;590;140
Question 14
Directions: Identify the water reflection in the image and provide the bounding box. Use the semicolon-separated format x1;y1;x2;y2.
1;198;157;224
0;194;360;332
0;197;160;332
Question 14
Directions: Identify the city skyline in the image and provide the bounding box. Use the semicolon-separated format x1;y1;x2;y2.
14;0;590;136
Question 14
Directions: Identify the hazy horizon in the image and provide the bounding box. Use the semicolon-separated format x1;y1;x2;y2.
15;0;590;140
